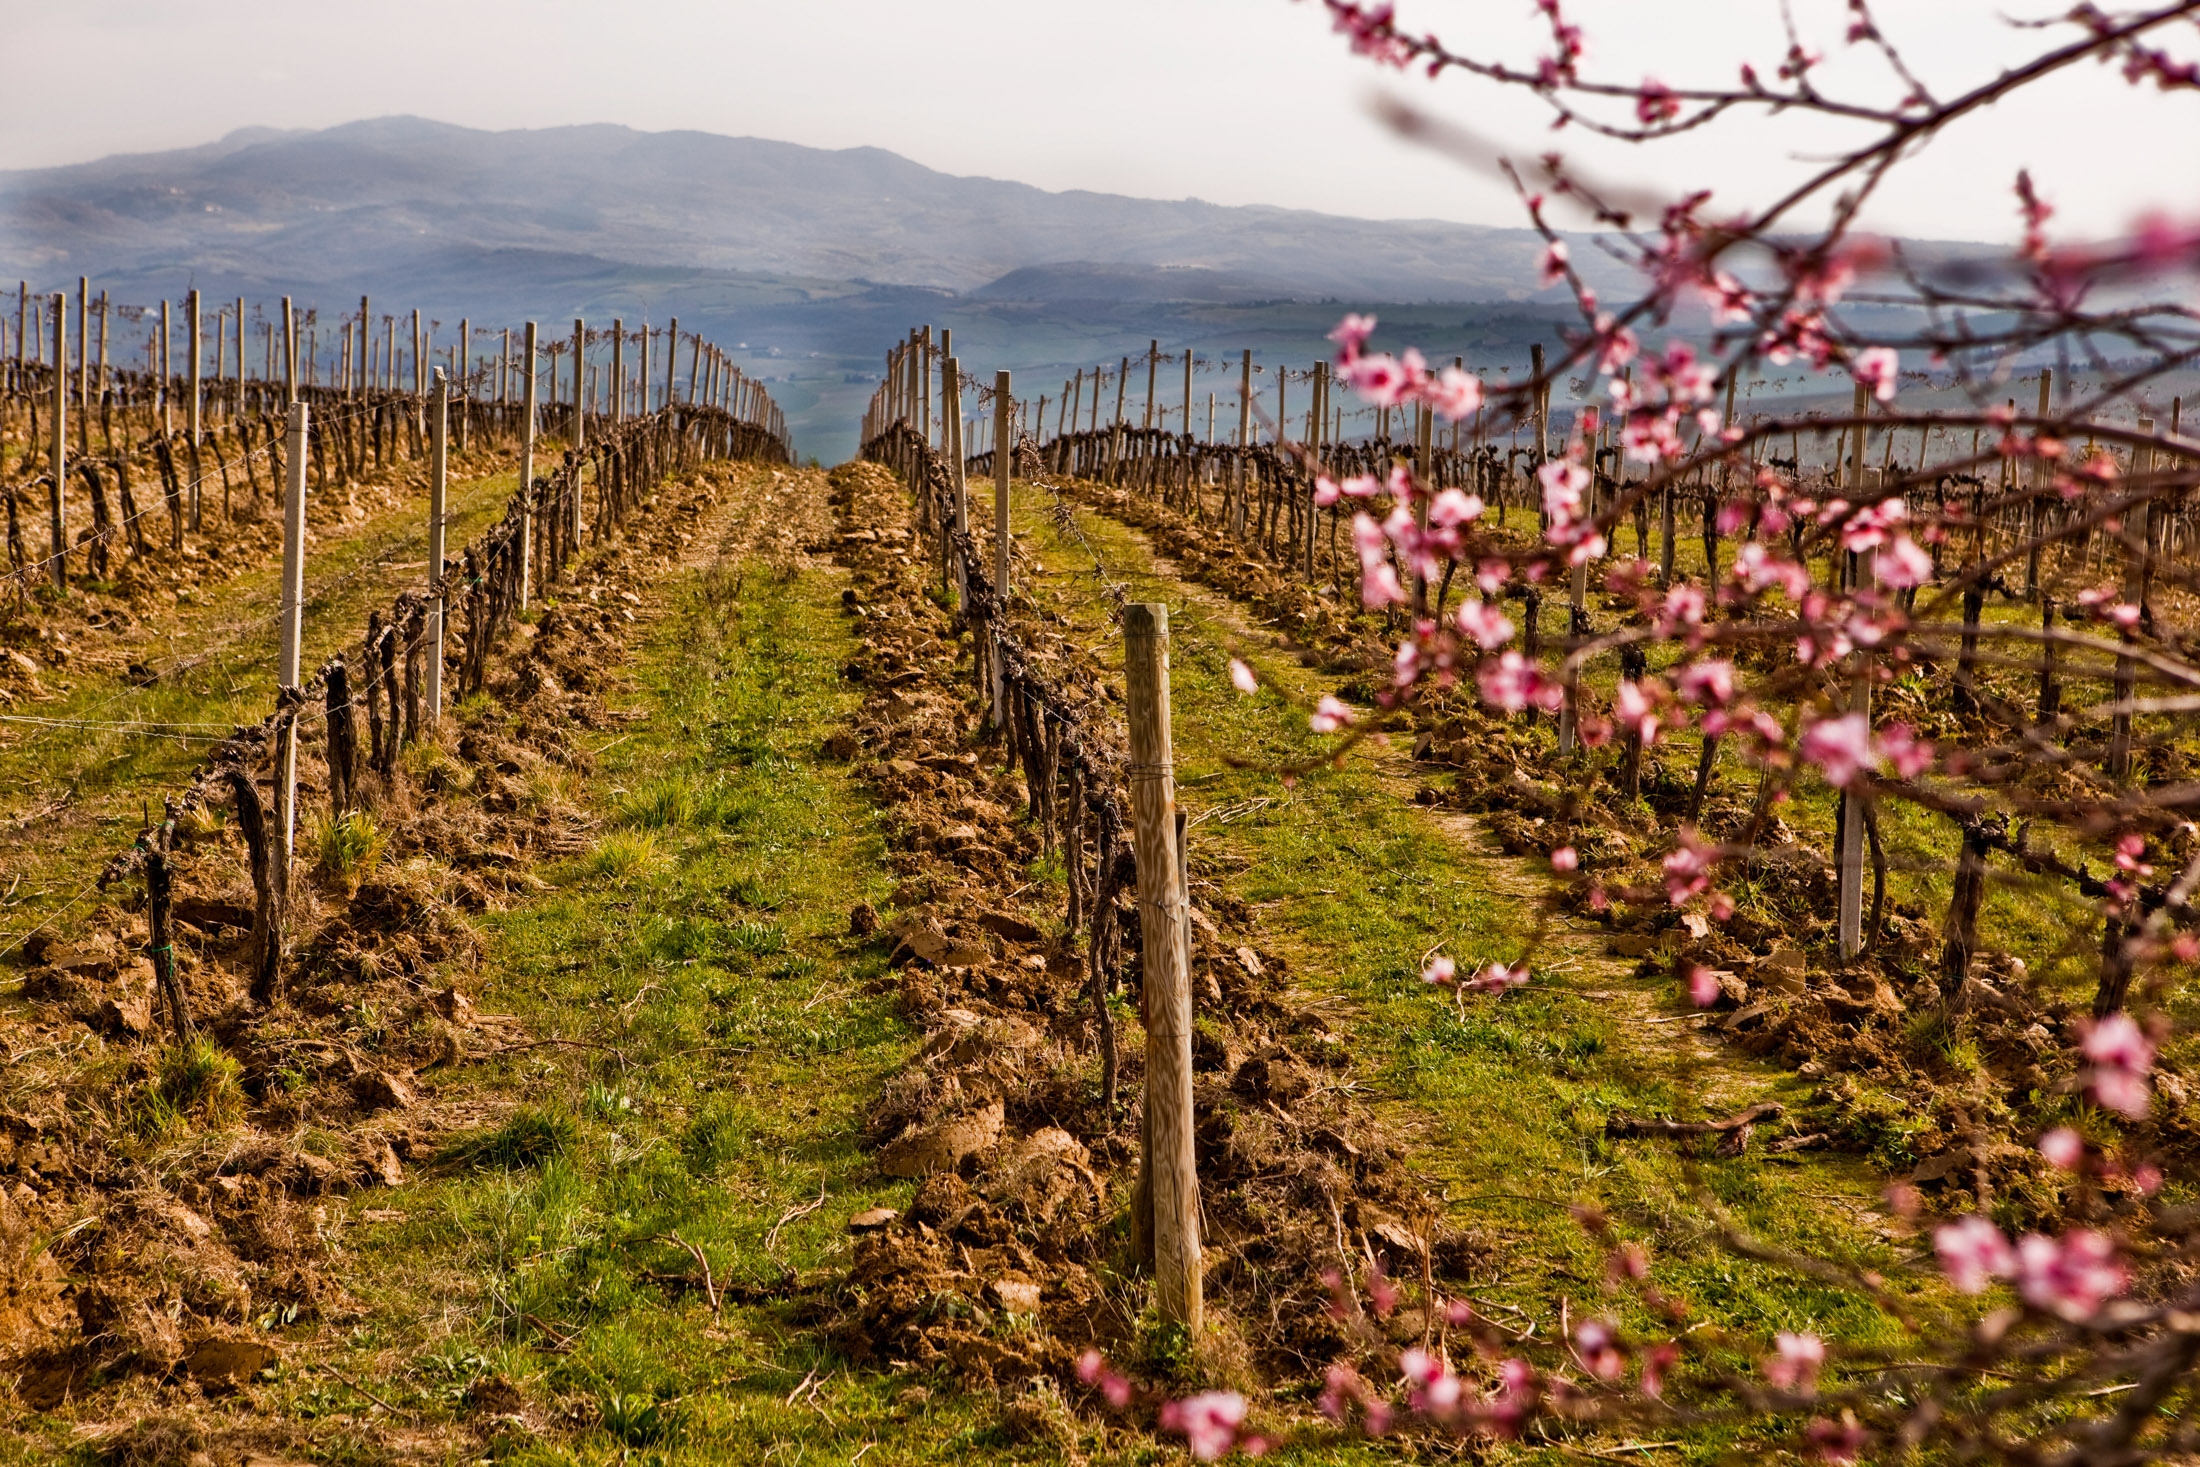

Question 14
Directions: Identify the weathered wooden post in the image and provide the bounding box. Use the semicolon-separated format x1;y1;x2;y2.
994;371;1012;600
158;298;172;436
1234;349;1252;537
2109;419;2154;781
611;318;625;424
276;400;310;881
75;277;89;455
281;296;297;403
571;319;587;541
520;321;538;608
1837;389;1875;960
48;293;66;590
427;370;448;724
187;288;202;450
1123;603;1201;1335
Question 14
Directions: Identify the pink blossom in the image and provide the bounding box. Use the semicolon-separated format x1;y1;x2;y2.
1078;1349;1134;1409
1853;347;1899;402
1675;659;1735;707
1340;473;1384;499
1652;583;1707;636
1764;1332;1825;1394
1871;724;1932;780
1479;651;1562;714
1393;639;1422;688
1806;1416;1867;1465
1539;240;1571;287
1455;599;1515;650
1874;535;1934;588
1662;831;1716;904
2082;1013;2155;1119
1422;955;1457;987
1615;680;1662;745
1538;458;1590;518
1573;1318;1625;1379
1597;321;1640;374
1800;712;1876;788
1363;561;1408;608
1687;965;1722;1007
1160;1391;1247;1461
1399;1346;1463;1415
1635;78;1680;125
1428;487;1484;528
1934;1214;2016;1293
1423;366;1484;420
2039;1127;2085;1170
1310;695;1356;734
2014;1230;2126;1320
1328;313;1378;356
1550;846;1579;872
1228;659;1259;695
1313;476;1342;508
1341;352;1413;406
1467;961;1529;994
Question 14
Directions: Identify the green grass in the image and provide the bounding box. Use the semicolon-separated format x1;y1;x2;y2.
0;453;530;971
1009;483;1937;1463
204;514;1082;1464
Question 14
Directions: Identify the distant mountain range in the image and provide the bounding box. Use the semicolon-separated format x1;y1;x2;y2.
0;117;1626;307
0;117;1866;461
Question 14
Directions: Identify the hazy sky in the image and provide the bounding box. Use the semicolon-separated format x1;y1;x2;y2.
4;0;2191;245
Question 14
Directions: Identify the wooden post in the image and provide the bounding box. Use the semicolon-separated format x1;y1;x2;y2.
994;371;1013;599
611;318;625;424
355;297;368;400
1837;390;1875;960
48;293;65;590
158;298;171;436
276;400;310;880
1122;604;1201;1335
520;321;538;608
2109;419;2153;781
427;370;448;724
75;277;88;454
1143;339;1158;433
663;317;679;409
572;319;586;450
281;296;297;402
187;288;202;447
456;317;470;452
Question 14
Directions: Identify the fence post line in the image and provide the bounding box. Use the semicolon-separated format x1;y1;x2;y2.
48;293;66;590
427;369;448;725
276;399;311;880
1122;602;1202;1336
519;321;538;609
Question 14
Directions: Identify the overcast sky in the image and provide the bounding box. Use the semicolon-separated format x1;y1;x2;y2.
5;1;2190;246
